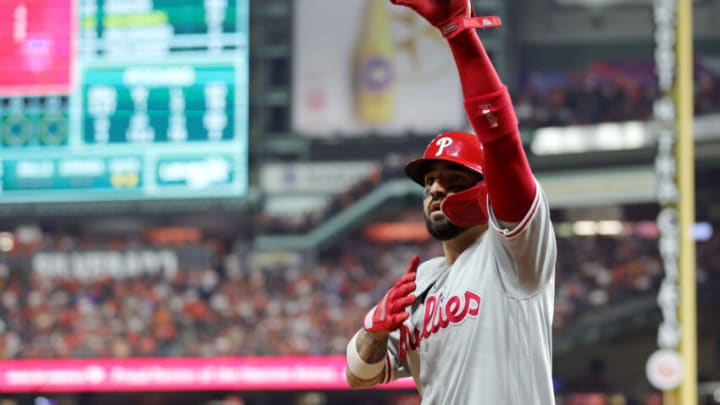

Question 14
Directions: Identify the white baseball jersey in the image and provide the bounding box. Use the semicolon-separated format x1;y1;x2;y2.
384;182;557;404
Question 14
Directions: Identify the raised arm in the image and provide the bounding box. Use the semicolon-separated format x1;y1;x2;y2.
392;0;536;228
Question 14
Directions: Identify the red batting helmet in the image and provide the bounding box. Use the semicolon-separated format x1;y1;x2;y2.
404;131;484;186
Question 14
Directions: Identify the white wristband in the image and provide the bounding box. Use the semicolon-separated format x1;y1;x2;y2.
346;332;386;380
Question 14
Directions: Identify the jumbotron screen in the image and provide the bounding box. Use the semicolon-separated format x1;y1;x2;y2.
0;0;249;203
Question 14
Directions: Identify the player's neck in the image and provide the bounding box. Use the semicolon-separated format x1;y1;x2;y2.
442;225;487;265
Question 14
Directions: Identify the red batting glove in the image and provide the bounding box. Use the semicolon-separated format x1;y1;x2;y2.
363;256;420;336
390;0;501;38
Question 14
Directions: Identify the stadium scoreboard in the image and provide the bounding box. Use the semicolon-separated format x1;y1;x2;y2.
0;0;249;203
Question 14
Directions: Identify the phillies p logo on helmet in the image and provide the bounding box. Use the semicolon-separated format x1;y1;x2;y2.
434;137;454;157
403;131;485;187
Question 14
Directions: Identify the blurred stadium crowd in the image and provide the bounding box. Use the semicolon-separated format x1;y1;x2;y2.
1;224;718;359
2;61;720;360
514;61;720;128
260;61;720;235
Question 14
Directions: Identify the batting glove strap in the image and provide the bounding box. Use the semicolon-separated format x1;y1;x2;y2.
440;15;502;39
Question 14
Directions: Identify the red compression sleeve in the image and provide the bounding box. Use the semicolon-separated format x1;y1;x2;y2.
447;30;503;97
482;133;537;222
448;30;536;222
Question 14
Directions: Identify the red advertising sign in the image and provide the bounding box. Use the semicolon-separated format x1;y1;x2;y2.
0;0;74;96
0;356;416;392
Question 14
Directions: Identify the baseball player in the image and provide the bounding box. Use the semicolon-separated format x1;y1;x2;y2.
345;0;557;403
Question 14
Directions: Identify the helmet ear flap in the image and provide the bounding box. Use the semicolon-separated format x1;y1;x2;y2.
440;182;489;227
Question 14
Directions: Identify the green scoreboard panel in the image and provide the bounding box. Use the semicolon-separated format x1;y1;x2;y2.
0;0;249;203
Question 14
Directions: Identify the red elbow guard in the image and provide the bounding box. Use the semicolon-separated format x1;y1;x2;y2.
464;87;518;144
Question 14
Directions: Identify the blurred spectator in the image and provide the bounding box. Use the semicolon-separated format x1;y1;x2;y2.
260;59;720;237
1;223;718;359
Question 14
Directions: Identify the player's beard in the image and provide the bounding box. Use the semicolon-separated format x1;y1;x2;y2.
425;211;465;241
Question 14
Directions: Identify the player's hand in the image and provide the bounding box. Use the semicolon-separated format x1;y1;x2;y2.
363;256;420;337
390;0;472;29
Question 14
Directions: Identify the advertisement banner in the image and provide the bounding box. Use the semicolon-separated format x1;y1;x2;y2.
260;161;379;194
0;357;415;392
0;0;74;96
292;0;465;137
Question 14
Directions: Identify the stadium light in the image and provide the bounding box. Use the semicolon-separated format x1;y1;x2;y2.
596;220;625;236
572;220;597;236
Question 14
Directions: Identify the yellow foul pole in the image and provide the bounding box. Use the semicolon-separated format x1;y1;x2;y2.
674;0;697;402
